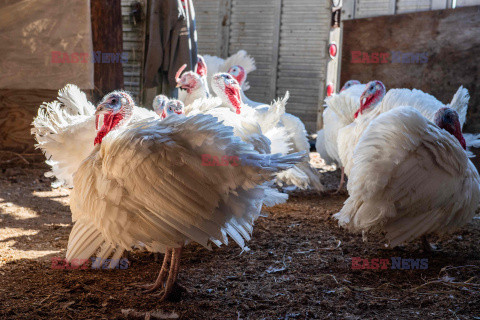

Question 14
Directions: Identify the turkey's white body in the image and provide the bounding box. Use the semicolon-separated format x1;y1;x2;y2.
316;108;343;166
32;84;158;187
334;106;480;247
67;114;303;267
337;86;473;176
278;112;324;191
315;84;366;167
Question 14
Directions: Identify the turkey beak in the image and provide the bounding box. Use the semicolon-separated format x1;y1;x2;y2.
359;93;367;109
95;104;110;116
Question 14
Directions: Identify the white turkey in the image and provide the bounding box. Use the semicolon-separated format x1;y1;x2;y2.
211;73;324;191
32;84;158;187
316;80;363;192
203;50;256;93
337;80;478;177
177;55;211;105
227;65;263;107
66;90;304;301
228;64;321;186
334;105;480;250
152;95;185;119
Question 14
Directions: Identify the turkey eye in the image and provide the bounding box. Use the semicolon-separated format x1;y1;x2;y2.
111;98;117;104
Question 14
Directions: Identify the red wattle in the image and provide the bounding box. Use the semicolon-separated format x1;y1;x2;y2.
236;108;241;114
225;86;241;112
94;113;123;145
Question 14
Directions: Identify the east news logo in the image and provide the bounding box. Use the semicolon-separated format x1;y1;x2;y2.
352;257;428;270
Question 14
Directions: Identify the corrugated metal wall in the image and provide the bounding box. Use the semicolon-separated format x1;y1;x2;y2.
396;0;432;13
194;0;331;132
229;0;278;103
277;0;331;131
121;0;146;103
195;0;222;55
353;0;395;18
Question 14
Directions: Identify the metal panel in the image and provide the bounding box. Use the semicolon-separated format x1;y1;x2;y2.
397;0;432;13
354;0;396;18
228;0;277;102
195;0;222;56
121;0;146;103
455;0;480;6
276;0;331;132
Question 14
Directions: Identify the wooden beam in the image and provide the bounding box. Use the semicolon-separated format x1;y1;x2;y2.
90;0;124;101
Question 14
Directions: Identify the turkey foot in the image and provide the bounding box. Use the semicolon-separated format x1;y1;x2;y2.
332;167;345;194
137;248;172;291
422;235;439;253
142;247;183;301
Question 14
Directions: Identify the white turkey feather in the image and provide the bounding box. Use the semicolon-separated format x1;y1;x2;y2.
338;86;476;176
334;106;480;247
67;114;304;266
315;129;334;165
203;50;256;93
32;84;158;187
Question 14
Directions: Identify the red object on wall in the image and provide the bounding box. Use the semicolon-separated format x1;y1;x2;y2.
326;83;334;96
329;43;337;58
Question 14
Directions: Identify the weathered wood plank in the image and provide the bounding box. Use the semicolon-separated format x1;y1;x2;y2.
91;0;124;100
0;90;57;153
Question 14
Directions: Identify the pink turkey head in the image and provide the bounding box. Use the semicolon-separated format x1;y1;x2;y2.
212;73;242;114
175;64;201;93
434;107;466;150
94;91;135;145
162;100;185;119
227;65;246;87
340;80;361;92
355;80;386;119
152;94;169;116
195;55;207;77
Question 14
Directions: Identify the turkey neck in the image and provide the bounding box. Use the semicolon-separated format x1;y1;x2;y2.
224;86;242;114
441;122;466;150
94;113;124;145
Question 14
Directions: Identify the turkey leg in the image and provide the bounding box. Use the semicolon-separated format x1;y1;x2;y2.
140;248;172;292
158;247;183;301
333;167;345;194
421;235;438;253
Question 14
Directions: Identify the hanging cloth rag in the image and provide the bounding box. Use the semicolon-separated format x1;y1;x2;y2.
144;0;198;95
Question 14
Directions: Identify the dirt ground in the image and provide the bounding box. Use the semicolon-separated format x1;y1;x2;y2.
0;154;479;319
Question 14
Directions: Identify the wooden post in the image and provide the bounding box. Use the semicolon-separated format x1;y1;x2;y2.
90;0;124;101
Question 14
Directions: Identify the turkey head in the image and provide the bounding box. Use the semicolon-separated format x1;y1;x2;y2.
355;80;386;118
94;91;135;145
212;73;242;114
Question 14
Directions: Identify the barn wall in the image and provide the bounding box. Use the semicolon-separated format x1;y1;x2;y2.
121;0;147;103
0;90;58;153
341;6;480;131
0;0;125;153
342;0;480;20
194;0;331;133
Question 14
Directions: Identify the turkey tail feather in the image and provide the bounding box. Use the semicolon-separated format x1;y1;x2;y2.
449;86;469;128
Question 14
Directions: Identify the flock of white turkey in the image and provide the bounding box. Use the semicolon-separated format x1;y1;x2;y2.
31;50;480;301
